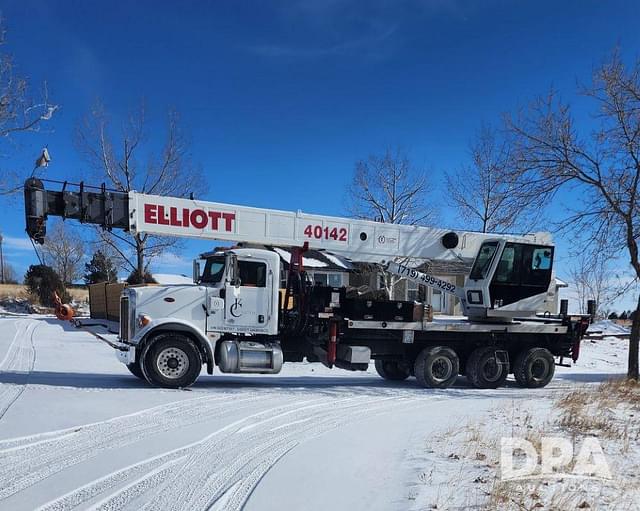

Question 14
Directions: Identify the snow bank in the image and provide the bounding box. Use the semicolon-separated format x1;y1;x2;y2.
0;298;37;315
590;319;631;335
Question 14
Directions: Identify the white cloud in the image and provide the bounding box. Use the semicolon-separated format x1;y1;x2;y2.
2;236;33;251
154;252;190;269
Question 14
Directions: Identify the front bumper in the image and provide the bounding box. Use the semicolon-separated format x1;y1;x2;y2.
116;346;136;365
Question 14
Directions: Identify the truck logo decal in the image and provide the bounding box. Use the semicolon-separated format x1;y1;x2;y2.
230;298;243;318
143;203;235;232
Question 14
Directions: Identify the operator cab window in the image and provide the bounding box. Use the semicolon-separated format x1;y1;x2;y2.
493;243;522;285
470;242;499;280
238;261;266;288
522;246;554;286
531;248;552;270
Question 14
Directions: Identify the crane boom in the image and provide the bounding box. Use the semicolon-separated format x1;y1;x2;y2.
23;178;557;319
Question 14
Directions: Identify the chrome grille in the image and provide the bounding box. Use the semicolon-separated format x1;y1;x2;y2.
120;296;129;341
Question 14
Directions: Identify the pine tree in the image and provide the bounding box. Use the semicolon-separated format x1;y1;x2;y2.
83;251;118;285
24;265;69;306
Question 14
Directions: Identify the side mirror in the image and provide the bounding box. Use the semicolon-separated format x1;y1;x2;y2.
192;260;201;283
227;254;241;287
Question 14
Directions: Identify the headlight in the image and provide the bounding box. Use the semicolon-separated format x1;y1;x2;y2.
137;314;151;328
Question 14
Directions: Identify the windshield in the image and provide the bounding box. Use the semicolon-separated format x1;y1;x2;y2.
201;257;226;284
470;242;499;280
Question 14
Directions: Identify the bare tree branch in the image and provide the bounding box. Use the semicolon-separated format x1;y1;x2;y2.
0;18;58;195
75;101;205;278
346;148;438;298
446;125;542;233
504;50;640;379
41;220;85;284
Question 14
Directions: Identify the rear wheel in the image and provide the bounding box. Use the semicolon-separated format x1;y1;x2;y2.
466;347;509;389
513;347;555;388
374;360;411;381
142;333;202;389
414;346;459;389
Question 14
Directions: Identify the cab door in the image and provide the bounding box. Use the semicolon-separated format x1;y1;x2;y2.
224;259;270;332
488;243;554;308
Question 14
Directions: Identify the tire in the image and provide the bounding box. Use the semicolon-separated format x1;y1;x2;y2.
374;359;411;381
414;346;459;389
513;347;555;388
466;347;509;389
126;361;144;379
142;333;202;389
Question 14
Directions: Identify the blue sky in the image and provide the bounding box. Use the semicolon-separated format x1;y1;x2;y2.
1;0;638;310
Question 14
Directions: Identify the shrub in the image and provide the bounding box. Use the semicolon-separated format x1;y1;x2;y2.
24;265;70;306
126;270;157;285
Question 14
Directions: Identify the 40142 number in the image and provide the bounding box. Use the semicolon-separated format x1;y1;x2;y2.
303;225;348;241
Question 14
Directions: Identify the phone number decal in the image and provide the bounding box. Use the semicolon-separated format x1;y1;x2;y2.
395;263;457;293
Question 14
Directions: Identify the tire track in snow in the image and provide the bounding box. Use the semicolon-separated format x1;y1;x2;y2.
0;319;38;420
81;395;411;511
0;392;271;501
173;397;406;511
37;398;323;511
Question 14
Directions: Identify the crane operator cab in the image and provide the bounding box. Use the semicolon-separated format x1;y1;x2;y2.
463;240;555;320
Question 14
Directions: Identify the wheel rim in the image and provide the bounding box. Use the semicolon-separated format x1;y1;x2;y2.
156;347;189;379
482;357;503;383
531;358;549;382
430;356;453;383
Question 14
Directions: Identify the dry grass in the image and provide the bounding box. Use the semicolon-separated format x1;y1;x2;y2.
424;383;640;510
0;284;88;304
557;379;640;442
0;284;31;300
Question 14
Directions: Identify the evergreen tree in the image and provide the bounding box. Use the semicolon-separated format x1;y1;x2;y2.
83;251;118;285
24;265;69;307
126;269;156;285
608;312;619;320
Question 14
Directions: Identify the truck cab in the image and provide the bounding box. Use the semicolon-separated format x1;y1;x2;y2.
117;248;283;386
197;249;281;336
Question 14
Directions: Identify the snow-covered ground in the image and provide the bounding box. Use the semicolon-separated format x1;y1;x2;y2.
588;319;631;336
0;316;630;511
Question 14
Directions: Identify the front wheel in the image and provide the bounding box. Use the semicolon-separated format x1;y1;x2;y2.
375;360;411;381
126;361;144;380
414;346;459;389
513;347;555;388
142;333;202;389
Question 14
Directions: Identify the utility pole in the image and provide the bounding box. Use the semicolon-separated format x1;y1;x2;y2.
0;233;4;284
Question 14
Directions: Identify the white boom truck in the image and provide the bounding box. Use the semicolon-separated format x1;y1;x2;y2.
24;178;590;389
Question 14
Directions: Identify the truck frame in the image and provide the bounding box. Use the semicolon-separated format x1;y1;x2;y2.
24;178;590;390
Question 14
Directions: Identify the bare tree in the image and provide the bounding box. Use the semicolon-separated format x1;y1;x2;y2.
348;148;434;225
75;102;204;278
41;220;85;284
568;253;616;318
505;51;640;379
446;125;540;233
347;148;436;298
0;18;58;195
